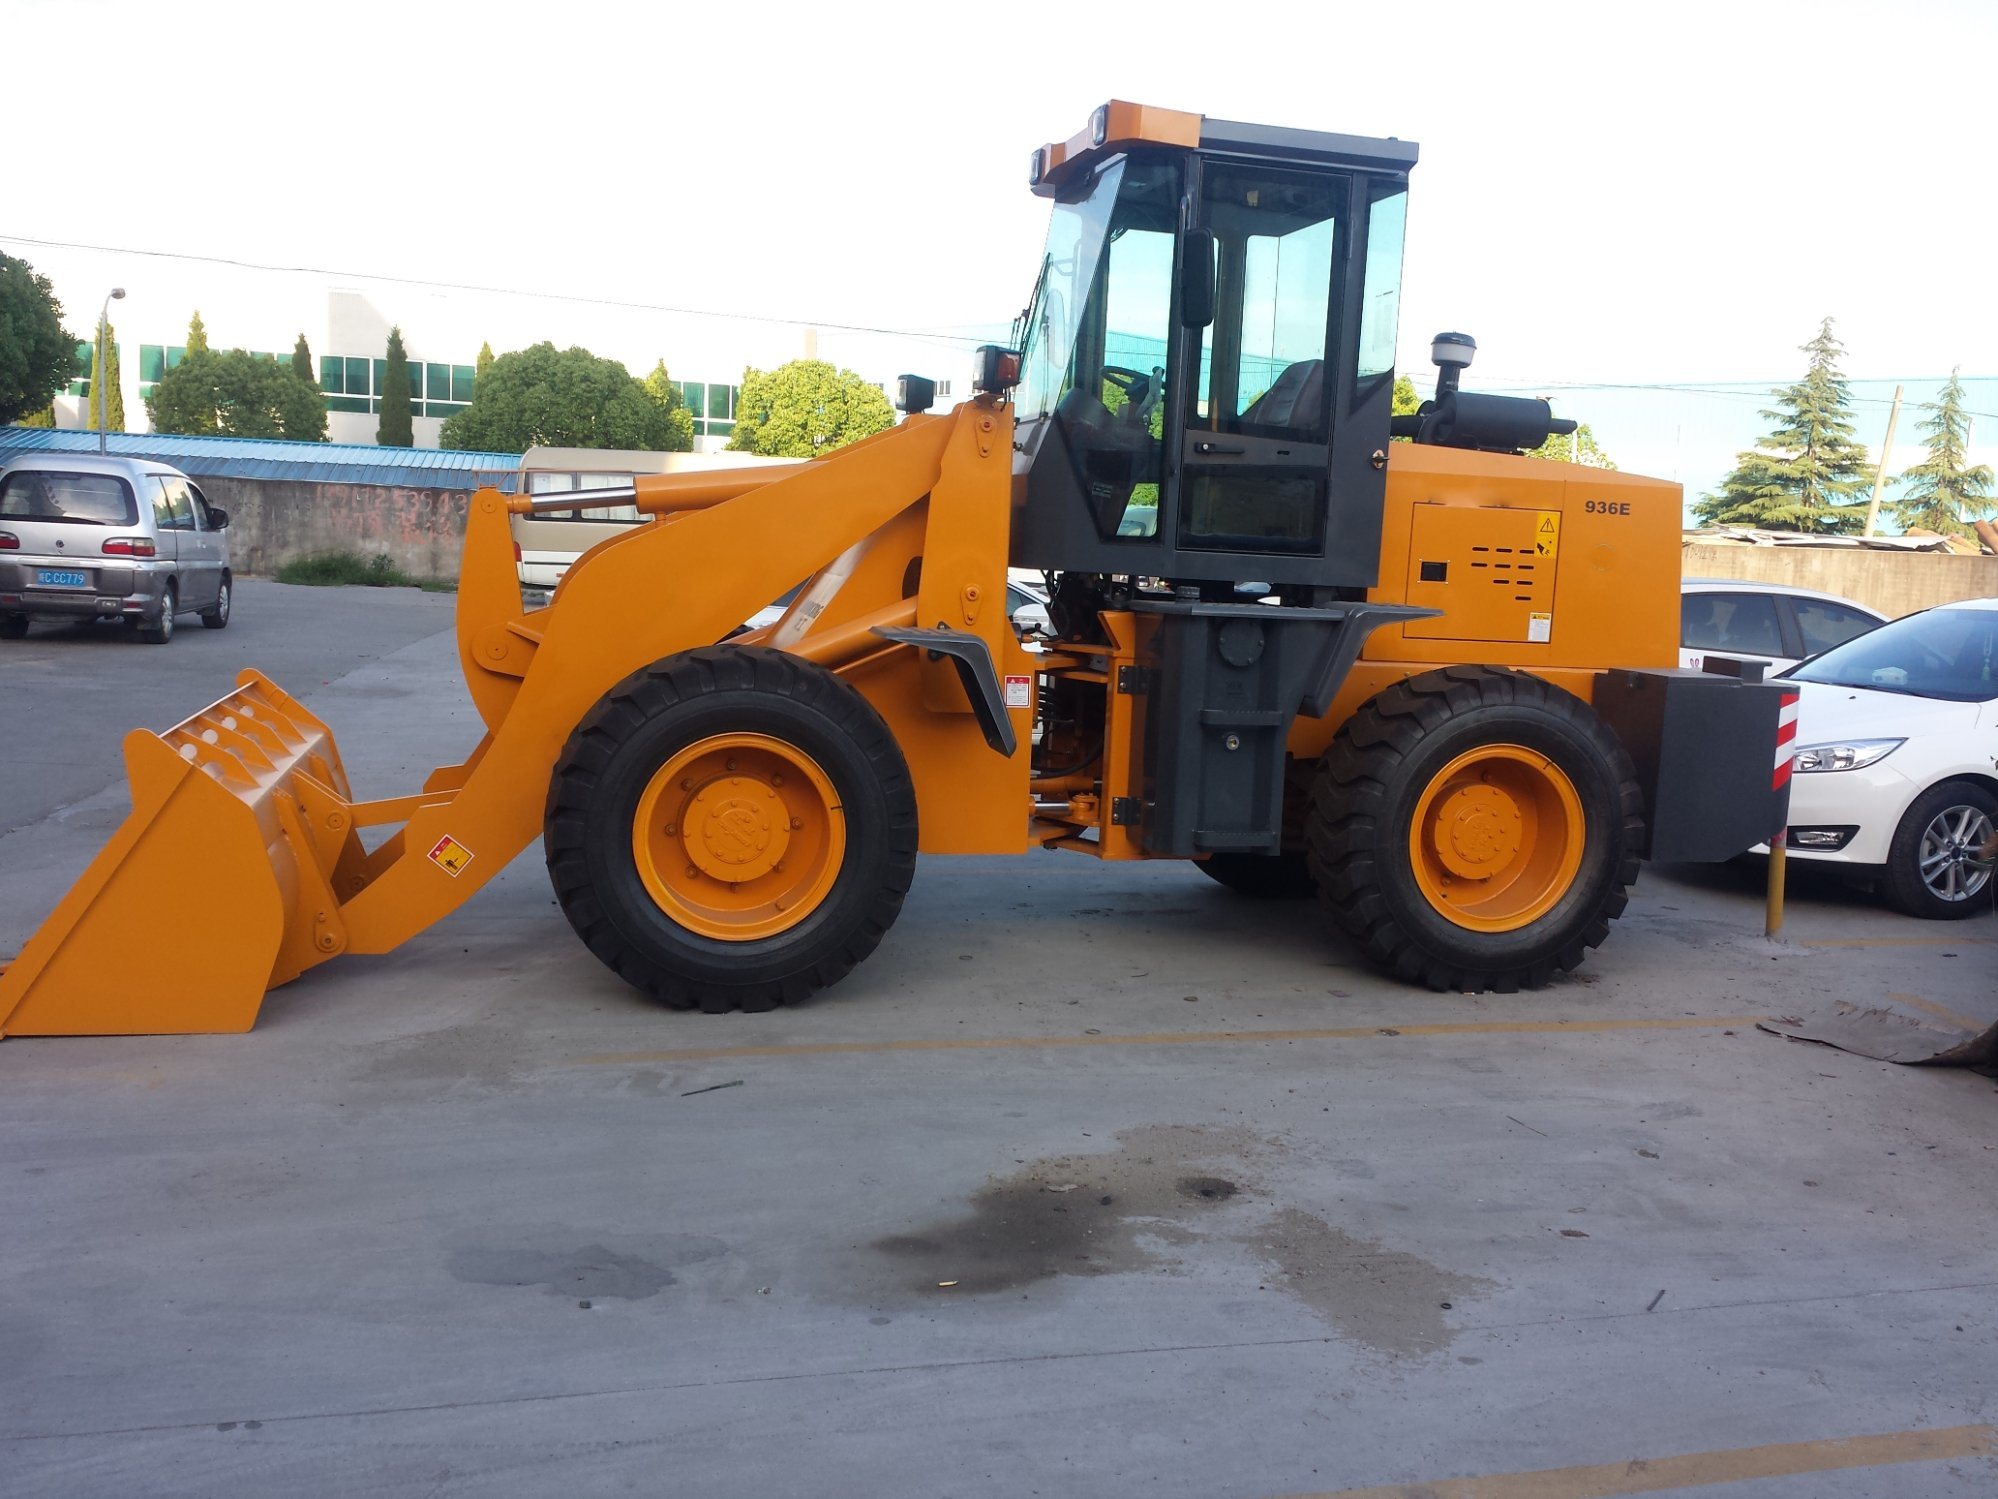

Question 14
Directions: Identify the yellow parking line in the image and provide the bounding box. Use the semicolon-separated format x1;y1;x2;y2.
572;1015;1764;1067
1890;991;1987;1034
1802;936;1994;948
1275;1422;1994;1499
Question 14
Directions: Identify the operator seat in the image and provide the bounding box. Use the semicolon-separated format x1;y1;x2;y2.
1240;359;1325;435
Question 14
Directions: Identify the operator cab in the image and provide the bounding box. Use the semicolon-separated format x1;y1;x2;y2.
1008;103;1417;598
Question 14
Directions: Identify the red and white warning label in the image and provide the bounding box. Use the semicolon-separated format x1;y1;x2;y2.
1003;674;1033;709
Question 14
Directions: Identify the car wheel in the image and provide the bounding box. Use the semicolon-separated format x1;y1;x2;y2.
0;615;27;641
1881;780;1997;919
201;575;232;629
138;584;176;645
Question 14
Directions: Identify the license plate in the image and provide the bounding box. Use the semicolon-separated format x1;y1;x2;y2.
35;569;88;588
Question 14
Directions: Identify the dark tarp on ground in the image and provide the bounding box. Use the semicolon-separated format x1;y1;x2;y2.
1759;1003;1998;1077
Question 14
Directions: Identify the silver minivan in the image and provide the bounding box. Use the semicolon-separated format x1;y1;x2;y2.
0;453;232;644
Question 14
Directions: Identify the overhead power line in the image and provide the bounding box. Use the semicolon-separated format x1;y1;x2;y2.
0;233;999;352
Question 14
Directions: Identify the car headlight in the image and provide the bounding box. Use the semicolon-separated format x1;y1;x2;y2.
1793;739;1904;773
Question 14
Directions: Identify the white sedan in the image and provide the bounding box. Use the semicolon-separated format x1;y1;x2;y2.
1779;598;1998;917
1681;579;1885;676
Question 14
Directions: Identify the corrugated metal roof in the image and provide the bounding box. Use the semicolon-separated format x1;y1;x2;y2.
0;426;523;491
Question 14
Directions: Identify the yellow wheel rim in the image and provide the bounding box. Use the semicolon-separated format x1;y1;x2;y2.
631;733;846;941
1407;744;1584;933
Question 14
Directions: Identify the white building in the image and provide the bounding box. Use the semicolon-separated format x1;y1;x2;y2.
36;253;978;453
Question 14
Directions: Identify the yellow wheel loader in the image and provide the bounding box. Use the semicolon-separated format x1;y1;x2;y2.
0;102;1790;1037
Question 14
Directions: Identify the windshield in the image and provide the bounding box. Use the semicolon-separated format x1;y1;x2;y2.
0;470;138;526
1016;157;1127;421
1787;606;1998;702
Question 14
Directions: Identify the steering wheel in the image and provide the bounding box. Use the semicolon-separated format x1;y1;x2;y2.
1101;365;1152;419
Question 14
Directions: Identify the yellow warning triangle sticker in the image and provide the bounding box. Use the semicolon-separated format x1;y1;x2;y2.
1539;516;1557;533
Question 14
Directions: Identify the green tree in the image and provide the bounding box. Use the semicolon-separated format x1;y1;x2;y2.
17;403;57;428
377;326;414;447
292;333;315;385
0;252;74;425
1891;368;1995;537
1528;420;1617;469
80;320;125;432
1391;374;1420;416
185;310;209;355
641;360;696;450
475;341;494;381
1694;318;1871;533
726;359;895;458
438;342;685;452
147;348;328;441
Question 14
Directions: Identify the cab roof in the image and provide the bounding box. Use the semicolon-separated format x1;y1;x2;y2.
1031;100;1419;198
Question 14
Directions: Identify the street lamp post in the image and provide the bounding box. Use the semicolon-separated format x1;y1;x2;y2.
96;287;126;455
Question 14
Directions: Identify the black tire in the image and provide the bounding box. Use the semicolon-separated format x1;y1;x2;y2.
201;573;232;629
1196;850;1317;899
0;615;27;640
1306;665;1644;993
544;645;919;1013
1880;779;1997;920
138;584;175;645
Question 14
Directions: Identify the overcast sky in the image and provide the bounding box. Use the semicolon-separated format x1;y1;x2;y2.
9;0;1994;495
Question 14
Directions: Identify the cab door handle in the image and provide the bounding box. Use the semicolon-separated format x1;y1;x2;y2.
1194;442;1245;455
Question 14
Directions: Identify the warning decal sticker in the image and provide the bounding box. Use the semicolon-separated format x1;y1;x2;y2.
427;836;474;878
1534;512;1561;559
1004;674;1033;709
1527;612;1553;644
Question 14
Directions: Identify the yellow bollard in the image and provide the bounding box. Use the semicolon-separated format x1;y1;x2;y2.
1765;832;1787;940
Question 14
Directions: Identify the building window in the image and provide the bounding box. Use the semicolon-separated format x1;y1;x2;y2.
66;339;92;398
316;352;477;421
678;380;738;438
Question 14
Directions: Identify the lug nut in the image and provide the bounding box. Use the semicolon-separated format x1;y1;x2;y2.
664;823;677;835
791;817;804;829
686;864;700;878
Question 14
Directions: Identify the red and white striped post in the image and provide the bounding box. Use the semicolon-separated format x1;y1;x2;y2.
1766;689;1800;939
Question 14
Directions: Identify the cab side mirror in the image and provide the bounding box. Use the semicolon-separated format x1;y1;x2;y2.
1178;229;1215;328
208;507;230;530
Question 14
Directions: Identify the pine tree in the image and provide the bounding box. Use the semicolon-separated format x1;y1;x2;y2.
185;311;209;355
1891;369;1995;537
1694;318;1872;533
81;320;125;432
475;341;494;381
292;333;315;385
377;326;414;447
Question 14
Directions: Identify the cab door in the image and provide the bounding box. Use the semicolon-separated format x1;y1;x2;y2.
1178;162;1345;561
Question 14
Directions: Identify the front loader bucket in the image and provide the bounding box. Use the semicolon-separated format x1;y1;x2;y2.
0;672;353;1037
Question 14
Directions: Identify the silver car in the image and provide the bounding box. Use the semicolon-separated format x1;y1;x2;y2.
0;453;233;644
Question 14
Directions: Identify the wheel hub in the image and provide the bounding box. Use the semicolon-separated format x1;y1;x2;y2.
631;732;845;940
686;777;790;882
1432;784;1523;880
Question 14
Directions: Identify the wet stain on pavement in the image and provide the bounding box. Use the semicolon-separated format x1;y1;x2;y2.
1250;1207;1493;1358
448;1231;728;1300
863;1124;1490;1358
869;1125;1267;1294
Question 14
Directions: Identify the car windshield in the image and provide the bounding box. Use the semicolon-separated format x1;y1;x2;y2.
0;470;138;526
1786;606;1998;702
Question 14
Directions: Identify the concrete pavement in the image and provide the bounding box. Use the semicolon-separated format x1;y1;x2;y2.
1;587;1993;1498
